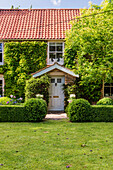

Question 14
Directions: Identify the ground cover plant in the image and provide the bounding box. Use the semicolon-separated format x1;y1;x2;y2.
0;120;113;169
0;95;23;105
0;97;10;105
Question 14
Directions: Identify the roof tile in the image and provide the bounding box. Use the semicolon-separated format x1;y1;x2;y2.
0;9;80;40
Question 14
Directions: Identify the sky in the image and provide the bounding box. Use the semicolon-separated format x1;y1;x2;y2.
0;0;103;9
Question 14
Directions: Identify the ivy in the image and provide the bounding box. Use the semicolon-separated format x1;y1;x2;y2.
2;41;47;100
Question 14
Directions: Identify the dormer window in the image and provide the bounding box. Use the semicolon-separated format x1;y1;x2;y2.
47;42;64;65
0;43;3;65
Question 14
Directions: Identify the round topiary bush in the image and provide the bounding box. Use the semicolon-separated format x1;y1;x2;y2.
96;97;113;105
0;97;11;105
67;98;91;122
24;98;47;122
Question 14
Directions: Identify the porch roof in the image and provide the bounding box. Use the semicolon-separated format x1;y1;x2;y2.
32;63;79;78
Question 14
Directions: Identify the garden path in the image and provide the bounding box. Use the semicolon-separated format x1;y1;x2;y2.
45;113;67;120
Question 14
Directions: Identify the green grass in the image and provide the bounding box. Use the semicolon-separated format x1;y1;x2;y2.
0;120;113;169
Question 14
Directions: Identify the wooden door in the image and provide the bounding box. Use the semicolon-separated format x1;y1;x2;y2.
48;77;65;111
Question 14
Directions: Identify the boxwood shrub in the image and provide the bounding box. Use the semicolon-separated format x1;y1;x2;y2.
24;98;47;122
91;105;113;122
96;97;113;105
67;99;113;122
0;98;47;122
0;105;27;122
67;98;91;122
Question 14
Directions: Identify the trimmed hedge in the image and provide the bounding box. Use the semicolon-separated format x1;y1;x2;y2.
96;97;113;105
0;105;27;122
91;105;113;122
0;99;47;122
68;99;91;122
24;98;47;122
67;99;113;122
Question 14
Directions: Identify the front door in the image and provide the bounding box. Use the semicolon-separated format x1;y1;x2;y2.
48;76;65;111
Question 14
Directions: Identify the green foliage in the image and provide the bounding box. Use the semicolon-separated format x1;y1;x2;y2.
24;98;47;122
0;97;11;105
25;75;50;105
67;98;113;122
65;0;113;102
0;98;47;122
67;99;91;122
0;105;27;122
76;78;102;103
63;80;78;109
3;41;47;100
96;97;113;105
91;105;113;122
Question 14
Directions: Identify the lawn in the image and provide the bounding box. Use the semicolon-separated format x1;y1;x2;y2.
0;119;113;169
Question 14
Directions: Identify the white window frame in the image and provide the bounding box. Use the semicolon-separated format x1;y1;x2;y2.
47;42;64;65
104;83;113;97
0;42;4;65
0;77;4;97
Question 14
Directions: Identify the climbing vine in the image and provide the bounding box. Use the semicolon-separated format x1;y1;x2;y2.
2;41;47;99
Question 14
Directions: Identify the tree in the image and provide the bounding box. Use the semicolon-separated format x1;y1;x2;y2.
64;0;113;102
10;5;20;9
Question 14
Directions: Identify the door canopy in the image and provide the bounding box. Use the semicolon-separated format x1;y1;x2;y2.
32;63;79;78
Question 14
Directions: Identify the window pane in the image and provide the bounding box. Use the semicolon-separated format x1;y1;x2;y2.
56;43;62;46
51;79;55;83
0;53;2;62
57;78;61;83
0;80;2;97
50;53;55;62
0;88;2;97
111;87;113;96
0;43;2;52
104;87;110;97
56;45;63;51
104;83;110;86
49;43;55;51
56;53;62;62
49;45;55;51
0;80;2;86
49;43;55;46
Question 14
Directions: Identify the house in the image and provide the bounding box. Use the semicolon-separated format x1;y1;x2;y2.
0;9;111;110
0;9;81;111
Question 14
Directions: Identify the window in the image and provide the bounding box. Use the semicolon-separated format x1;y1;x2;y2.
104;83;113;97
0;79;3;97
57;78;62;83
0;43;3;65
48;42;64;65
51;79;55;83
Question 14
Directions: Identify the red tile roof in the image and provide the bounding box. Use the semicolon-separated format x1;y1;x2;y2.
0;9;80;40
